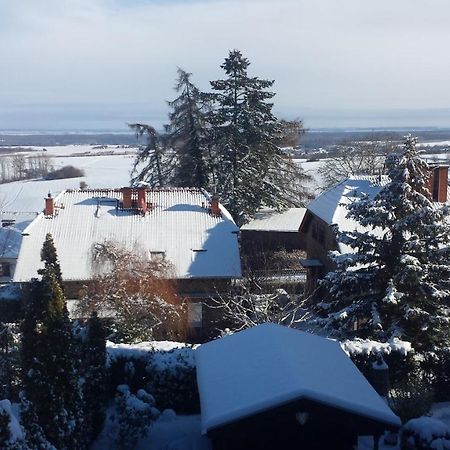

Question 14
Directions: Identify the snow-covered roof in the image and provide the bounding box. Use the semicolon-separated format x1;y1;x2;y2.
0;212;38;259
241;208;306;232
307;176;389;229
196;323;400;434
13;188;241;281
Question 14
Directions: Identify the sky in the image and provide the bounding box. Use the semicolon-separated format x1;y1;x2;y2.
1;0;450;131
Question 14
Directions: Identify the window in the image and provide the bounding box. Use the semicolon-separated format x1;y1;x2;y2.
187;302;203;328
0;263;11;278
149;251;165;262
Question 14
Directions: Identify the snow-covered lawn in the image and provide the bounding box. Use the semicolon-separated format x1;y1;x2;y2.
93;412;211;450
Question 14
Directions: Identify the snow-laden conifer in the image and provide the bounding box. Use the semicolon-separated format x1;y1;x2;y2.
167;68;210;189
316;136;450;354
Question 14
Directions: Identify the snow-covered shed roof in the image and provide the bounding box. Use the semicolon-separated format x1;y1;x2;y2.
241;208;306;232
196;323;400;435
13;188;241;281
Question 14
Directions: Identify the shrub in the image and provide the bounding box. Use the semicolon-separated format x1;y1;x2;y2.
400;417;450;450
422;349;450;402
113;385;159;450
388;375;434;424
45;165;84;180
107;348;200;414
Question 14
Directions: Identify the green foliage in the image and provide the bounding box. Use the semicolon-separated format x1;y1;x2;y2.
167;68;210;189
389;375;434;423
114;385;159;450
129;124;175;187
20;236;85;449
318;136;450;355
38;233;62;286
109;354;200;414
131;51;311;224
82;312;107;440
207;50;309;224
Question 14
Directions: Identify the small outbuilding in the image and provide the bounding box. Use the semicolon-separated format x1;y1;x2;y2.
196;323;400;450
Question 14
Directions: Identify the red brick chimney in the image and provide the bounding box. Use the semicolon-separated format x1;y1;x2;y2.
137;187;147;215
44;192;54;216
122;187;132;209
210;195;221;217
429;166;449;203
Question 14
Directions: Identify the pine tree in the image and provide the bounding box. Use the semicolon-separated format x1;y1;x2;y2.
167;68;209;189
82;311;107;441
20;237;85;450
316;136;450;355
207;49;309;224
129;123;175;187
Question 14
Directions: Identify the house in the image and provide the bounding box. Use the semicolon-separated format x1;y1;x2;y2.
240;208;306;253
196;323;400;450
13;187;241;332
299;166;448;296
0;212;38;283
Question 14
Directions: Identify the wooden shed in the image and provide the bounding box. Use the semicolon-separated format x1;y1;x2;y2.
196;323;400;450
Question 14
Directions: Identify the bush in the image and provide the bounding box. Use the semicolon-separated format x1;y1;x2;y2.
113;385;159;450
388;375;434;424
422;349;450;402
401;417;450;450
108;353;200;414
45;166;84;180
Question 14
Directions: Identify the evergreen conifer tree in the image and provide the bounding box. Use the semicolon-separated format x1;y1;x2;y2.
317;136;450;355
37;233;62;286
167;68;209;189
207;49;309;224
20;235;85;450
82;311;107;441
129;124;175;187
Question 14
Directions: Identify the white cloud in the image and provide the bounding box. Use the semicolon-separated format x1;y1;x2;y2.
1;0;450;129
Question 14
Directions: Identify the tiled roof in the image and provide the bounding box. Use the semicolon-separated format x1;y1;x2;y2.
13;188;241;281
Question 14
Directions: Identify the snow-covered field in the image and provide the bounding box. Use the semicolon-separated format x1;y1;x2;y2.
0;143;448;214
0;145;136;212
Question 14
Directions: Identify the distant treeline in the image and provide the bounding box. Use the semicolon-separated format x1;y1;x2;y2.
0;133;136;147
299;129;450;150
0;154;53;183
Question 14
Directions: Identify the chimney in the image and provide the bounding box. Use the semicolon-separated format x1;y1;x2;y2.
137;187;147;215
122;187;132;209
44;192;54;216
210;195;221;218
429;166;449;203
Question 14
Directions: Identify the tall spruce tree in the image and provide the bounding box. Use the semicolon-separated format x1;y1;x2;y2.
207;50;309;224
21;234;85;450
167;68;209;188
316;136;450;355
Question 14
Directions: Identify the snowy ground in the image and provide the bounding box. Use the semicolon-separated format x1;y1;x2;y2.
0;145;137;212
90;404;450;450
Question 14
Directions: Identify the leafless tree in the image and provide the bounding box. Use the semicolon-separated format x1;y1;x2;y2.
319;140;397;190
211;286;307;333
78;241;187;343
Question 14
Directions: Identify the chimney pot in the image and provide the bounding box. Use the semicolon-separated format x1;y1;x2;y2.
429;166;449;203
210;195;221;218
137;187;147;215
121;187;132;209
45;193;54;216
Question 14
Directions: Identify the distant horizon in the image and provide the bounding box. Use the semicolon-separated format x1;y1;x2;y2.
1;106;450;134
